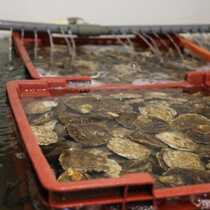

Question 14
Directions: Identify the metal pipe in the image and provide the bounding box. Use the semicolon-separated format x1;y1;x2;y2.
0;19;210;35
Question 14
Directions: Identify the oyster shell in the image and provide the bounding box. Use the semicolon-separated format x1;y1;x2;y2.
134;115;169;134
67;123;110;146
57;111;93;125
86;147;112;157
71;59;98;72
159;168;210;187
25;100;58;114
59;149;108;172
110;93;142;101
58;168;89;182
155;131;198;151
115;113;137;129
139;103;177;122
111;127;132;138
107;137;151;160
64;96;132;119
143;91;169;100
104;159;122;178
122;159;153;173
129;130;167;148
186;125;210;145
31;121;58;146
29;111;54;125
171;113;210;131
160;149;205;170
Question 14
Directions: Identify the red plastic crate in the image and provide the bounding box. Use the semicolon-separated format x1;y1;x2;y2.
6;74;210;209
12;31;210;80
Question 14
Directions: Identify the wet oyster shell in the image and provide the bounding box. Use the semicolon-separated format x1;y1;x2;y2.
161;149;205;170
59;149;108;172
115;113;137;129
171;113;210;131
111;127;133;138
121;159;153;173
110;93;142;101
58;168;89;182
64;96;98;114
71;59;98;72
155;131;198;151
186;125;210;145
31;122;58;146
29;111;54;125
129;130;167;149
134;115;170;134
67;123;110;146
139;103;177;122
159;168;210;187
104;159;122;178
25;100;58;114
107;137;151;160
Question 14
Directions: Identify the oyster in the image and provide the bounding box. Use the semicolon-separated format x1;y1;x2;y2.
64;96;98;114
59;149;108;172
129;130;167;148
155;131;198;151
71;59;98;72
58;168;89;182
110;93;142;101
112;64;141;76
104;159;122;178
171;113;210;131
25;100;58;114
139;103;177;122
107;137;151;160
134;115;169;134
160;149;205;170
79;104;94;114
122;159;153;173
97;99;133;118
115;113;137;129
86;147;112;157
143;91;169;100
31;121;58;146
159;168;210;187
29;111;54;125
64;96;132;118
158;174;185;187
186;125;210;145
57;111;93;125
112;127;133;138
170;103;193;115
67;123;110;146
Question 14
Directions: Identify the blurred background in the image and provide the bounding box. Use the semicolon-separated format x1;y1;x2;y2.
0;0;210;25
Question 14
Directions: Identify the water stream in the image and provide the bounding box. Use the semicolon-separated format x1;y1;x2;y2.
47;29;55;66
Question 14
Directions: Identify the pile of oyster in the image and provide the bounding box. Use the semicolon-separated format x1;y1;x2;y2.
32;44;205;82
24;89;210;188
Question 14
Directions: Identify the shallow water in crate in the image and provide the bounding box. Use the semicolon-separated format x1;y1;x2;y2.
22;88;210;190
28;43;207;82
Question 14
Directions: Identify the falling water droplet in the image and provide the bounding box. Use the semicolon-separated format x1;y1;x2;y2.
8;27;13;62
34;30;38;60
47;29;55;67
166;33;184;60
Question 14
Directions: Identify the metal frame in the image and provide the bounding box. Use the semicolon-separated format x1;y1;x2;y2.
1;19;210;35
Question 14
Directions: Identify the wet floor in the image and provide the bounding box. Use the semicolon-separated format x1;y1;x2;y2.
0;38;34;210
